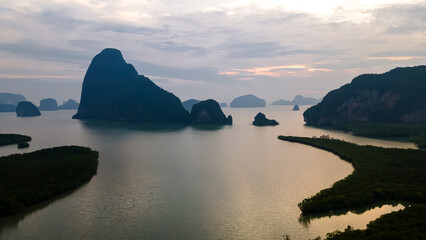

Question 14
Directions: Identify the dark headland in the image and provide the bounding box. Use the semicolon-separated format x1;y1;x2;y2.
304;66;426;126
303;66;426;149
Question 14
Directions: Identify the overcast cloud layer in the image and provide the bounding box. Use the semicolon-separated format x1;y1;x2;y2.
0;0;425;104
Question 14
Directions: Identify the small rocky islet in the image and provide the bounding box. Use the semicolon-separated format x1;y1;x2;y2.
252;112;279;126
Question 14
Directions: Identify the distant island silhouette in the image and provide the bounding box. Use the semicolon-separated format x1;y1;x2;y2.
39;98;59;111
0;92;26;113
59;99;79;110
272;95;321;106
230;94;265;108
182;99;200;112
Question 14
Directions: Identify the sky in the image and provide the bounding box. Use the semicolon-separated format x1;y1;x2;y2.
0;0;425;104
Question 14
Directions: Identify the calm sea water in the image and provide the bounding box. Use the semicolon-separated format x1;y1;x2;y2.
0;106;412;239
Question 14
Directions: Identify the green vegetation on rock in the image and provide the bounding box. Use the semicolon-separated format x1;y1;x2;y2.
278;136;426;214
333;123;426;149
0;146;99;216
304;66;426;126
17;142;30;148
0;133;31;147
316;204;426;240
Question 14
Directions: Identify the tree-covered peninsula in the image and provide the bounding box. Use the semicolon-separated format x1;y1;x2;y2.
0;133;31;147
0;146;99;216
278;136;426;239
278;136;426;214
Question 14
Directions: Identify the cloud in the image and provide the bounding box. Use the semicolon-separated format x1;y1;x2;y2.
373;3;426;34
68;39;107;49
93;23;168;35
368;56;424;61
220;65;332;77
0;41;93;64
131;60;230;83
0;74;75;80
145;41;207;55
0;0;425;102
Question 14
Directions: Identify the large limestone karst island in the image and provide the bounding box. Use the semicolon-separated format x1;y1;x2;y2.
73;48;232;125
304;66;426;126
190;100;232;125
73;48;190;122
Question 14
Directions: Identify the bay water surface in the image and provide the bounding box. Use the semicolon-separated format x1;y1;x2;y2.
0;106;412;239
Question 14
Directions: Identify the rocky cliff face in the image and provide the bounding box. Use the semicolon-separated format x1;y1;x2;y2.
190;99;232;125
304;66;426;126
73;48;189;122
16;101;41;117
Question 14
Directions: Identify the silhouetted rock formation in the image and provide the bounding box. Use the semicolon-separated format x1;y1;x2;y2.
252;112;279;126
39;98;59;111
272;95;320;106
0;93;26;106
230;94;265;108
190;99;232;125
73;48;189;122
304;66;426;126
182;99;200;112
59;99;79;110
293;105;300;111
16;101;41;117
219;102;227;108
